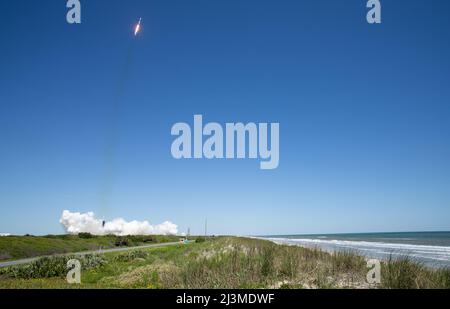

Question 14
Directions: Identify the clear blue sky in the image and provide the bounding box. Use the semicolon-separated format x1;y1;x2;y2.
1;0;449;236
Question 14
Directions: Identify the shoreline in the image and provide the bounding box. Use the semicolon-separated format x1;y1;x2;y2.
258;236;450;269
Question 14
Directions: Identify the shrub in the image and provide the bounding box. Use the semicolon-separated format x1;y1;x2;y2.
0;254;106;279
78;233;93;239
115;237;129;247
132;236;154;243
195;237;206;243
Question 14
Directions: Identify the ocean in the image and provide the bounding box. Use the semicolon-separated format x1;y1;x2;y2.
260;232;450;268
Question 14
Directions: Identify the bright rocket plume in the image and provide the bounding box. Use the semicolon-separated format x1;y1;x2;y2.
134;18;142;36
60;210;179;236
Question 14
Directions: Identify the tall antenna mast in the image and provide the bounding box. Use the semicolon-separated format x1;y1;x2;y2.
204;218;208;237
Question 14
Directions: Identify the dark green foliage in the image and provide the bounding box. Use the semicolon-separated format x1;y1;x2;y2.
0;254;106;279
78;233;93;239
114;235;163;247
195;237;206;243
114;237;129;247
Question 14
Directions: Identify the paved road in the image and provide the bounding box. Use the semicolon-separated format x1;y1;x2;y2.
0;241;182;268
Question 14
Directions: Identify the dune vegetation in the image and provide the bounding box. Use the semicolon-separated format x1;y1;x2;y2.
0;237;449;289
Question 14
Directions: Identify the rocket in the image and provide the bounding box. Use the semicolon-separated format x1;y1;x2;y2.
134;18;142;36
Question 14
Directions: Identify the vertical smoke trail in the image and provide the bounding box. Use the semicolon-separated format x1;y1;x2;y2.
100;40;136;219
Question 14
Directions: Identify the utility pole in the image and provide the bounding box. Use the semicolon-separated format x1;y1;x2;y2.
204;218;208;237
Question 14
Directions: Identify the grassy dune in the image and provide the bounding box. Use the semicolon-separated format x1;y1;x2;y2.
0;234;181;261
1;237;449;289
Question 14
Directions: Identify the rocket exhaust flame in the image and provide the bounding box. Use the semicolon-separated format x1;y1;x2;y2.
134;18;142;36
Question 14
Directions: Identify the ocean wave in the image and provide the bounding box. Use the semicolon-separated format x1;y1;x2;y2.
259;237;450;267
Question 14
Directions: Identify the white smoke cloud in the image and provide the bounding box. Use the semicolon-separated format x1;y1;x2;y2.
60;210;178;236
0;233;11;237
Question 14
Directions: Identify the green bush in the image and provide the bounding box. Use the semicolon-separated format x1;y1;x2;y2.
115;237;129;247
128;235;154;243
195;237;206;243
114;235;161;247
0;254;106;279
78;233;93;239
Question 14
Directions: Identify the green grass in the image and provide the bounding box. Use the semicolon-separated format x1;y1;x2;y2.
0;234;182;261
0;237;448;289
380;255;450;289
